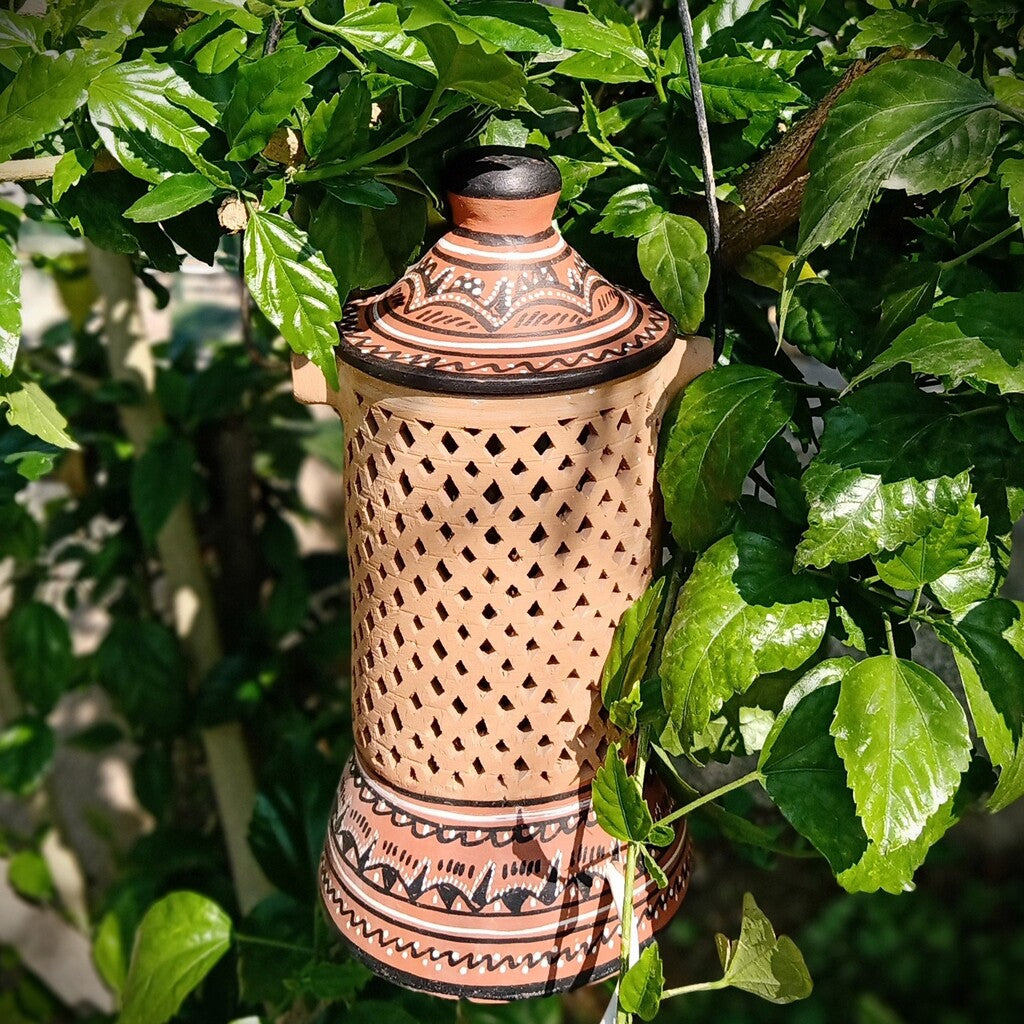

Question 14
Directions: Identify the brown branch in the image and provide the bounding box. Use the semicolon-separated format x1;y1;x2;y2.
710;48;928;266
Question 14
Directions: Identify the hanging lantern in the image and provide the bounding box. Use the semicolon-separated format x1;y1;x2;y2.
292;147;712;1001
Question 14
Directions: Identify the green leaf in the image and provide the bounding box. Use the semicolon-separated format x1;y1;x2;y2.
75;0;153;49
288;960;373;1002
0;49;117;162
930;533;998;609
759;659;868;874
304;78;371;163
640;845;668;889
874;492;989;590
785;280;863;372
953;603;1024;811
309;190;426;304
837;788;958;894
601;578;665;730
164;0;261;33
51;148;94;205
831;656;971;851
0;379;76;448
244;211;342;391
594;185;665;239
0;11;44;66
131;431;195;545
7;849;54;902
120;892;232;1024
658;365;795;552
799;60;997;256
716;893;812;1003
555;50;649;85
876;261;941;344
96;620;187;737
955;599;1024;746
457;1;564;54
124;174;220;223
797;384;974;569
692;0;771;49
636;214;709;334
548;6;649;65
224;46;339;162
999;157;1024;231
331;4;435;77
672;55;801;123
853;293;1024;394
851;10;937;52
323;179;398;210
0;235;19;376
0;717;54;796
417;25;528;108
619;943;664;1021
660;531;830;752
88;59;214;183
592;743;653;843
4;600;73;715
195;26;248;74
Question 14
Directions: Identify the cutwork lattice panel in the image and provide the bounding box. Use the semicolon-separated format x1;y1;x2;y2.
340;370;669;802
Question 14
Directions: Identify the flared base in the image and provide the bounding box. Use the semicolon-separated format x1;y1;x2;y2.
319;755;692;1000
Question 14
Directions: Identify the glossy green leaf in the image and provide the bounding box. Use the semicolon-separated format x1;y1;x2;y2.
547;6;649;65
851;10;937;52
692;0;771;49
131;431;195;545
636;213;709;333
874;492;988;590
331;4;435;76
458;1;564;53
7;849;54;902
660;531;830;752
244;211;342;392
120;892;232;1024
797;384;975;568
837;792;958;895
799;60;997;256
0;379;77;448
953;604;1024;812
224;46;339;161
955;599;1024;746
671;55;801;123
0;11;44;66
853;293;1024;394
417;25;527;108
601;577;665;730
304;78;371;163
195;26;248;74
0;235;18;376
876;261;940;344
4;600;73;715
785;280;863;371
592;744;653;843
75;0;153;49
659;365;794;552
759;659;868;874
323;179;397;210
999;157;1024;231
164;0;261;32
930;534;998;609
715;893;813;1003
51;148;93;205
125;174;220;223
88;59;214;183
0;717;54;796
0;49;117;162
831;656;971;851
620;943;664;1021
594;184;665;239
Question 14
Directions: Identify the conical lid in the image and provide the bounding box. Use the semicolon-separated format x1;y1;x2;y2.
335;147;676;395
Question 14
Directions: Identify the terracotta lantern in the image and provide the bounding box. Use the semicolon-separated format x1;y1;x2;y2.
292;147;712;1000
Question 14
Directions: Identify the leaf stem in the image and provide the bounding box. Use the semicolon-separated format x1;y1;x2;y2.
995;101;1024;126
234;932;314;954
654;769;763;828
938;221;1020;270
298;7;367;70
883;614;897;658
662;979;728;999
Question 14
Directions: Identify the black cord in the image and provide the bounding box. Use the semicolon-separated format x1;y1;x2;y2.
676;0;725;359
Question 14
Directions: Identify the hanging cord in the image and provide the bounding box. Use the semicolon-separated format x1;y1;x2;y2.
676;0;725;359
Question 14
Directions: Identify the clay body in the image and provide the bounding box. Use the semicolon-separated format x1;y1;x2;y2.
293;148;712;999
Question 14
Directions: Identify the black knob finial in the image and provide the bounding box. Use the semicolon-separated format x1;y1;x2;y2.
443;146;561;200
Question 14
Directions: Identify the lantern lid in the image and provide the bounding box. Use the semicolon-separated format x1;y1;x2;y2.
334;147;677;396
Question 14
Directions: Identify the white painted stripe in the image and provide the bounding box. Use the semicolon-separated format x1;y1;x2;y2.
436;235;566;260
366;296;637;352
326;838;685;941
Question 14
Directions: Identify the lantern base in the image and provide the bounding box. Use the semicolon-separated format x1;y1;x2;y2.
319;755;692;1001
